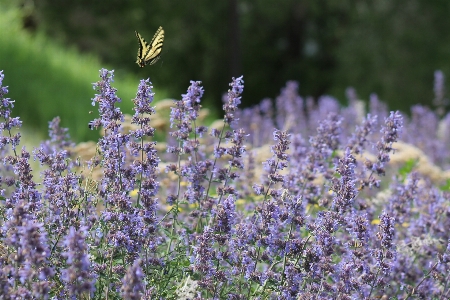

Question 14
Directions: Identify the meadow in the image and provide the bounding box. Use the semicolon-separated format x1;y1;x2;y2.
0;67;449;299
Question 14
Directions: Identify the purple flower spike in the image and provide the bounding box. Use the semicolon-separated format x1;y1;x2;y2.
373;111;403;173
89;69;123;132
169;80;204;154
0;71;22;153
433;70;448;115
61;226;95;298
133;79;155;116
377;211;395;250
223;76;244;125
121;259;145;300
214;194;236;233
331;148;357;214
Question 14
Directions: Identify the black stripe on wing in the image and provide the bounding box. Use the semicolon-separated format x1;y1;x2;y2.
135;27;164;67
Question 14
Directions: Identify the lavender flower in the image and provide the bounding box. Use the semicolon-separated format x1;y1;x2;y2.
363;111;403;188
334;260;358;295
223;76;244;126
369;93;388;124
275;81;305;132
282;113;342;208
309;211;340;258
0;68;449;299
180;159;211;204
191;227;216;286
89;69;123;132
121;259;144;300
168;80;204;154
90;70;160;261
2;218;53;299
4;148;42;215
308;113;342;175
47;117;73;150
127;78;160;229
0;71;22;153
213;194;236;234
344;211;370;245
377;211;396;251
387;172;419;224
61;226;95;298
345;87;358;103
346;114;378;156
33;119;87;239
261;130;290;188
165;80;213;225
433;70;447;115
331;148;357;214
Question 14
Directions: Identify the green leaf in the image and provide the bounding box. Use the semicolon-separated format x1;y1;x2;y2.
439;178;450;191
398;159;417;180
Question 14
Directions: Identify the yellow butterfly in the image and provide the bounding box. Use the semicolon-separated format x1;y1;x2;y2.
135;26;164;67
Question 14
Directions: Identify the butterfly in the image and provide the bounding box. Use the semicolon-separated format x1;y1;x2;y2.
135;26;164;67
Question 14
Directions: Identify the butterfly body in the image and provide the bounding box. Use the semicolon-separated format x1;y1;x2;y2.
135;26;164;67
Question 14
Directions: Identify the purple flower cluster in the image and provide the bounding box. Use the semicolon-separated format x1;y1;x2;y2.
0;68;449;299
0;71;22;154
120;259;144;300
61;226;95;298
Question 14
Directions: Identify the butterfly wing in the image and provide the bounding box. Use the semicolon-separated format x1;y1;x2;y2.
135;31;150;67
144;26;164;65
135;27;164;68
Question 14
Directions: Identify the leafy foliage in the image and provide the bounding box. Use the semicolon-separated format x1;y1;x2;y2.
26;0;450;112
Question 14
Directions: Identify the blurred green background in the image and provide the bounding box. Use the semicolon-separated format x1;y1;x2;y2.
1;0;450;141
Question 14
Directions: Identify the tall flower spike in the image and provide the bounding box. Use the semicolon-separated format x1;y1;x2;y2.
0;71;22;153
127;78;161;247
167;80;208;208
331;148;357;214
61;226;95;298
168;80;204;154
15;220;53;298
377;211;396;250
308;112;342;175
121;259;144;300
89;69;150;256
47;117;73;149
373;111;403;175
346;114;378;156
223;76;244;125
345;87;358;103
132;78;156;117
214;194;236;234
262;130;290;186
275;81;304;132
369;93;388;125
191;227;216;280
433;70;447;116
89;69;123;132
92;69;131;194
